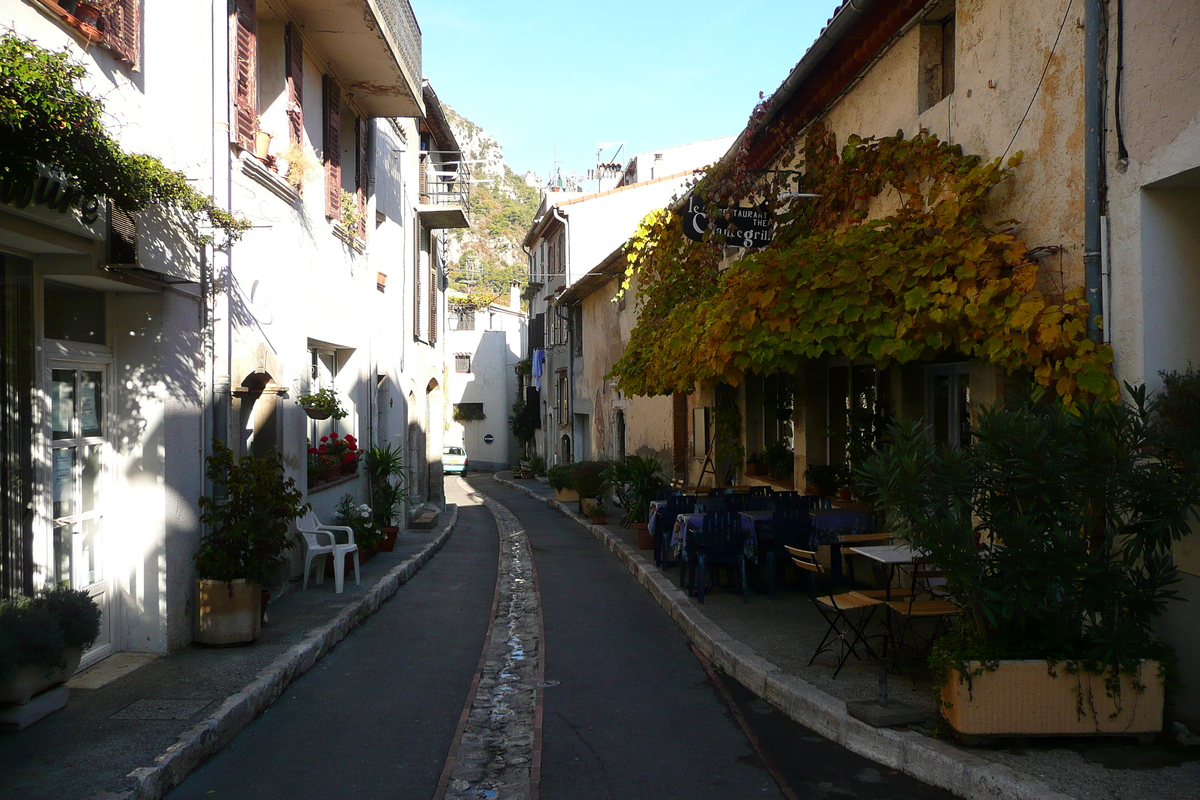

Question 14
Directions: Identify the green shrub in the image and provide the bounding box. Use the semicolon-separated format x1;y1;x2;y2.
571;460;610;498
547;464;573;491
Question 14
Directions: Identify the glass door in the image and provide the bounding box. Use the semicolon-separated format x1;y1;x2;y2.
50;365;111;666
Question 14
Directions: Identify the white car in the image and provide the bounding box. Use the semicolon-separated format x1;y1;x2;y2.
443;445;468;475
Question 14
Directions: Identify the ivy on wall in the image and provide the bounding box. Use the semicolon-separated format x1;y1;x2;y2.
0;33;249;244
609;125;1114;401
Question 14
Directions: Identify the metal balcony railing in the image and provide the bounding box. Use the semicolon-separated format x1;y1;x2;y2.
380;0;422;84
419;151;470;209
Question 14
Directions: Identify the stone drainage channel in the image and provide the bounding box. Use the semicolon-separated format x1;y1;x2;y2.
435;490;544;800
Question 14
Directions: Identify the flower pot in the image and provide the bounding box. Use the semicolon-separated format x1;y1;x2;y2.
304;407;332;421
378;527;399;552
74;1;101;25
554;488;579;502
580;497;601;516
195;579;261;645
942;660;1164;743
634;522;653;550
254;130;272;159
589;515;608;526
340;460;358;476
0;648;82;706
324;463;341;482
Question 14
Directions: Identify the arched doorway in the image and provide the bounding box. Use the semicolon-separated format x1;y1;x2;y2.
426;378;443;501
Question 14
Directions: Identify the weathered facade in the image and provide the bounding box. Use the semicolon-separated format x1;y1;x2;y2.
0;0;461;664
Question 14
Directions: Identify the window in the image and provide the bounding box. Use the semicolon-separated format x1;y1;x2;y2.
918;0;956;113
550;305;569;348
455;354;471;373
39;0;140;67
928;364;971;449
452;403;485;422
285;21;303;147
557;232;566;274
555;369;568;427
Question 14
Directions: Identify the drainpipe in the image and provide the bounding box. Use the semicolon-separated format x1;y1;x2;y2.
1083;0;1105;343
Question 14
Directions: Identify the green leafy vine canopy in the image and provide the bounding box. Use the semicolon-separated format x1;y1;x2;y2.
0;33;248;244
609;125;1114;401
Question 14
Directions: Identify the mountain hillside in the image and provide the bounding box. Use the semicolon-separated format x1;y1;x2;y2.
443;107;541;308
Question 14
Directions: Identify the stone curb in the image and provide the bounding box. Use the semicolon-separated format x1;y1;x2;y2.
112;507;459;800
493;474;1075;800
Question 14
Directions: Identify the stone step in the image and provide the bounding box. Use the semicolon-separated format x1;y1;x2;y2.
410;510;439;530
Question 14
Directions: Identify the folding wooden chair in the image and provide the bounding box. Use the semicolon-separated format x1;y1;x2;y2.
885;559;960;671
786;545;882;678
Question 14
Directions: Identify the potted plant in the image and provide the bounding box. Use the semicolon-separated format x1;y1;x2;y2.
607;455;667;549
253;118;272;160
802;462;840;497
858;385;1200;742
763;440;794;480
745;451;767;477
1;587;101;711
529;455;547;478
195;441;308;645
334;494;380;557
571;460;609;517
587;497;608;526
367;443;408;551
547;464;577;502
297;387;347;421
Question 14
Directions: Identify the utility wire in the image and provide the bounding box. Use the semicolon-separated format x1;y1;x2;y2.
1001;0;1074;164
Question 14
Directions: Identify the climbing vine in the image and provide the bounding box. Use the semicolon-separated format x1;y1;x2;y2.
609;125;1114;401
0;33;249;245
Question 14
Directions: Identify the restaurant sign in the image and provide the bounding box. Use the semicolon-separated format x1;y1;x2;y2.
681;196;772;248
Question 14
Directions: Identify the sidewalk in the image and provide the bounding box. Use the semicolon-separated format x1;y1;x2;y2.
0;509;456;800
492;473;1200;800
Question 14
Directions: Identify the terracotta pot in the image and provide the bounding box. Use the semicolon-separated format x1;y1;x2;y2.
634;523;653;550
378;527;399;552
589;515;607;526
325;546;371;577
74;1;101;25
340;460;358;476
195;578;261;645
324;463;341;482
942;660;1164;743
0;648;82;706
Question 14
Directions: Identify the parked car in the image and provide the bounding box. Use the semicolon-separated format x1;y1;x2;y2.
443;445;468;475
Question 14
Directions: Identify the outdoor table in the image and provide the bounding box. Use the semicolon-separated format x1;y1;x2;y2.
739;510;773;564
671;512;759;564
810;508;874;583
647;500;669;537
844;544;917;601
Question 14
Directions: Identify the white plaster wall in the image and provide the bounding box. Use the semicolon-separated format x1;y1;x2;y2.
446;304;524;471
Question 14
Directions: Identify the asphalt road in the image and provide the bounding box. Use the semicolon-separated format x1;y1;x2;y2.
166;476;954;799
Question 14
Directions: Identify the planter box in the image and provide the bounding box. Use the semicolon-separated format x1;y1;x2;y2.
0;647;82;706
195;579;262;645
942;660;1163;743
554;488;579;502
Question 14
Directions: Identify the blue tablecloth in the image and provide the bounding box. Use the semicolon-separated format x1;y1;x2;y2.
808;508;873;544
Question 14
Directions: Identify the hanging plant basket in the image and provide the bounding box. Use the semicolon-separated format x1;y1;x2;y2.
304;407;332;421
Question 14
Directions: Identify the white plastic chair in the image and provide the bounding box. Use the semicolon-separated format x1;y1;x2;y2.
297;511;360;593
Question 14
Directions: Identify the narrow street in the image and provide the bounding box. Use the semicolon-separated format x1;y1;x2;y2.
166;476;954;800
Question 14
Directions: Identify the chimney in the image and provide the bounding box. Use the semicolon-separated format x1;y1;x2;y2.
510;280;521;309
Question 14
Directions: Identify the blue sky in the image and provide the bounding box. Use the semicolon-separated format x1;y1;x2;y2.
411;1;843;184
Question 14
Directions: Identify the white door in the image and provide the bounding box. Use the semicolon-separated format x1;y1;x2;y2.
50;364;112;667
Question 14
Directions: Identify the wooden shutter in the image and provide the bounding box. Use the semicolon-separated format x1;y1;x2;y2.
355;116;368;238
414;222;423;339
101;0;140;67
323;75;341;220
232;0;257;151
429;235;438;344
285;22;303;145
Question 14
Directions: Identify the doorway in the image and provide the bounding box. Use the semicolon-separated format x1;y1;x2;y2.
49;363;113;666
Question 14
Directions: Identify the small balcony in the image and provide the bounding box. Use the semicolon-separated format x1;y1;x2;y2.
417;151;470;229
288;0;423;118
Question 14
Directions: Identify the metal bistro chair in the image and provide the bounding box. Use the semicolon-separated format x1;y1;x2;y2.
685;510;749;604
786;544;882;678
297;511;360;594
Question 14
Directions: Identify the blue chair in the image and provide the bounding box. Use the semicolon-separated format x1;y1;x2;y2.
747;485;770;498
685;510;748;604
764;502;813;597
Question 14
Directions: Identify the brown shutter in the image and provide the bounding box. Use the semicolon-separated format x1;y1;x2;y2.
285;22;303;145
355;117;368;238
323;75;341;220
232;0;257;152
101;0;140;67
414;221;423;338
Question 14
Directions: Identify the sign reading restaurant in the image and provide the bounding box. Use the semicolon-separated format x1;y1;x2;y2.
681;195;773;248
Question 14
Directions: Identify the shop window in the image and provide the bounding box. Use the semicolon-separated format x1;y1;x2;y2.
919;0;956;113
827;364;880;473
44;282;106;345
928;364;971;449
